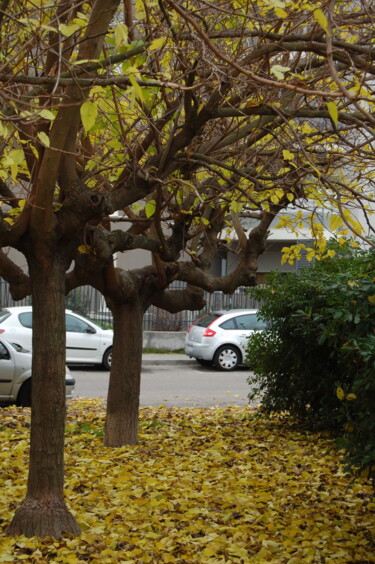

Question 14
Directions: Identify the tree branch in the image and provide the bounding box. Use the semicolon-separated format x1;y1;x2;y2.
151;285;206;313
0;250;31;300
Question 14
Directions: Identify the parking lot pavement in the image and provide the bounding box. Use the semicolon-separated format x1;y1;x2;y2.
70;357;255;407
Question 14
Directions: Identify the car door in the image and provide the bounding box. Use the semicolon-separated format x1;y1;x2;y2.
15;312;33;350
233;313;266;354
65;313;101;364
0;341;15;400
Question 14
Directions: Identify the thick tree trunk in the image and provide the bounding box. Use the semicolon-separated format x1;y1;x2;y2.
6;255;80;538
104;300;143;446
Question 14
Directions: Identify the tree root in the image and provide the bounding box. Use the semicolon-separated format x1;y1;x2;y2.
6;496;80;538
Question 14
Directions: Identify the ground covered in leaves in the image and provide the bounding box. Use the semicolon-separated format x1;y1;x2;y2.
0;399;374;563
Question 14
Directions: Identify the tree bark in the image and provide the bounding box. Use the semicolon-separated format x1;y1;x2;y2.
6;254;80;538
104;300;144;446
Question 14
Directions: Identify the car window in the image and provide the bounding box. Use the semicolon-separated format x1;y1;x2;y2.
234;314;266;330
67;311;101;330
0;341;10;360
194;314;222;328
66;314;93;333
19;312;33;328
0;311;11;324
220;318;237;330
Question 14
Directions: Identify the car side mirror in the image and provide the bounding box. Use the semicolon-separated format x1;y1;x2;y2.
86;326;97;334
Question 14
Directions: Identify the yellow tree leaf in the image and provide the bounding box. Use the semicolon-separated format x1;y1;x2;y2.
336;387;345;400
128;74;145;102
60;22;80;37
149;36;167;50
327;101;339;125
145;200;156;218
329;214;343;231
9;149;24;164
275;7;287;17
230;200;242;213
114;23;128;47
18;199;27;211
313;9;329;35
77;244;91;254
270;65;290;80
80;101;98;134
283;149;294;160
0;122;9;137
37;131;50;147
39;109;55;121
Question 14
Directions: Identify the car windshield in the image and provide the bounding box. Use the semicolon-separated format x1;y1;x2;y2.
194;313;222;328
0;310;11;324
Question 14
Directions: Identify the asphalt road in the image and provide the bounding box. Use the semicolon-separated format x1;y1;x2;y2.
69;359;256;408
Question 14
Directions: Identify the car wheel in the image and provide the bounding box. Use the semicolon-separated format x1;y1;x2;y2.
196;359;212;367
17;379;32;407
102;347;112;370
213;345;241;371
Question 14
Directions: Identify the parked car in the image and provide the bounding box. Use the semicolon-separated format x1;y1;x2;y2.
0;337;75;406
185;309;266;370
0;306;113;369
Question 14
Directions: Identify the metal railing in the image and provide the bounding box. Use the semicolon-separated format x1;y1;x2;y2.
0;279;260;332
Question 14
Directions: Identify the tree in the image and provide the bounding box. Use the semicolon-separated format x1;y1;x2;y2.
1;0;124;537
0;0;374;537
66;0;375;447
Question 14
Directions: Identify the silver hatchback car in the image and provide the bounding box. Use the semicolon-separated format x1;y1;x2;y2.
0;337;75;406
185;309;266;371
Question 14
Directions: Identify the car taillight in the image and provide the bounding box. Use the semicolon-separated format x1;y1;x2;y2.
203;328;216;337
0;329;4;334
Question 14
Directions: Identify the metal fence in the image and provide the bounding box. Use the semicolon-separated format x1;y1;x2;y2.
0;279;260;332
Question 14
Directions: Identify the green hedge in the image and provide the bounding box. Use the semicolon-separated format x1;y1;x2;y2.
246;244;375;484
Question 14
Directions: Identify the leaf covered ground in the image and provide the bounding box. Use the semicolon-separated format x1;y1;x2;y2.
0;399;374;563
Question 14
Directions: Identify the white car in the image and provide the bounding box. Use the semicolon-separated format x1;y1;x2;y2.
0;337;75;406
185;309;266;370
0;306;113;369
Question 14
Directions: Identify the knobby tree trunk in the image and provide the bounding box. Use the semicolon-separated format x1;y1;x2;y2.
104;300;144;446
7;254;80;538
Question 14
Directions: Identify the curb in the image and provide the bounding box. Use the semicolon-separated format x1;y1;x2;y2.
142;358;196;366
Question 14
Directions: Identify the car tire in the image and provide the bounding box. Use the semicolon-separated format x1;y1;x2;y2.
17;379;32;407
102;347;112;370
213;345;241;371
196;359;212;367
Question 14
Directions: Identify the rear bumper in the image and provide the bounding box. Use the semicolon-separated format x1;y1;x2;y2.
185;341;213;361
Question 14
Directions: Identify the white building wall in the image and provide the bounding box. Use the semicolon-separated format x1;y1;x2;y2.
257;250;295;273
116;249;151;271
